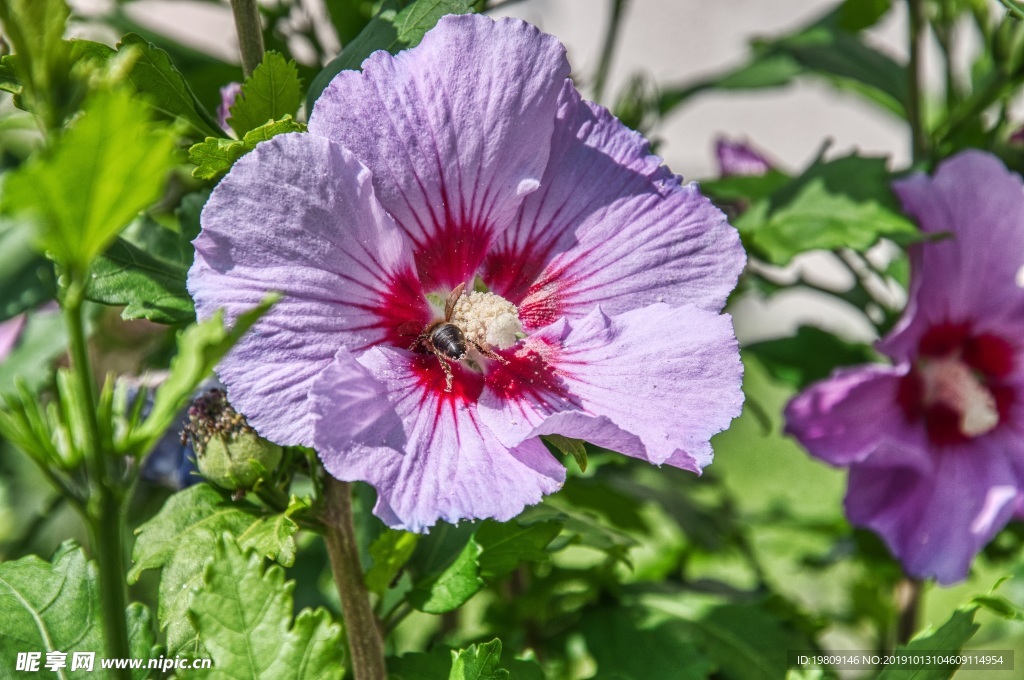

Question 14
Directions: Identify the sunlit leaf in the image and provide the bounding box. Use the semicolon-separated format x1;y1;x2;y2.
190;537;344;679
128;483;298;656
1;88;178;271
190;117;305;180
86;236;193;324
228;52;302;137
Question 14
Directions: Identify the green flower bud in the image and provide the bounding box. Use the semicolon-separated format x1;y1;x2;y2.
182;389;282;494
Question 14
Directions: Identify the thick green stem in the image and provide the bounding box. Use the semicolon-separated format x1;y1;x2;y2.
906;0;928;163
592;0;628;104
229;0;265;78
63;282;131;676
322;478;387;680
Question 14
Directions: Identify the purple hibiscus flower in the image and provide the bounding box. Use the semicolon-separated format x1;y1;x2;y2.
714;137;773;177
188;15;745;531
786;150;1024;584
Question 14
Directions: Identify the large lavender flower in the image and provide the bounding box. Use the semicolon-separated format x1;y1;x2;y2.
189;15;745;531
786;151;1024;584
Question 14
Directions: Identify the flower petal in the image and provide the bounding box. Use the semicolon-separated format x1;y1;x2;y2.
189;133;422;446
482;84;744;329
312;347;565;532
881;151;1024;361
309;14;570;291
846;438;1020;584
784;364;919;467
477;304;743;470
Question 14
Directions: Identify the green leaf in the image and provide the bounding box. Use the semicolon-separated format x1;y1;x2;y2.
0;0;73;126
130;296;277;455
190;117;306;180
0;88;178;271
837;0;892;31
117;33;224;139
0;542;157;679
744;326;878;390
449;639;509;680
366;529;420;598
190;537;344;680
86;236;193;324
128;483;298;656
878;606;980;680
771;26;907;116
306;0;474;112
475;519;562;580
0;542;105;668
658;4;904;118
0;221;54;321
698;169;792;204
542;434;588;472
409;536;484;614
228;52;302;137
736;154;920;265
0;308;66;397
389;648;454;680
581;605;711;680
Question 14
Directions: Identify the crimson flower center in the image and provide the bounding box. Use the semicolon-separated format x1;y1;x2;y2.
897;323;1015;445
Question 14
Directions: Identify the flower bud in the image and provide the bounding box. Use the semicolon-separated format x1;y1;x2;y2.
182;389;282;493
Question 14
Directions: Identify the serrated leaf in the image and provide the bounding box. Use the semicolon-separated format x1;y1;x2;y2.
190;117;306;180
117;33;224;139
86;236;194;324
228;52;302;137
475;519;562;581
1;88;178;271
130;296;277;455
449;639;509;680
744;326;878;390
129;484;298;656
0;542;159;679
366;529;420;598
409;536;483;614
189;537;344;680
542;434;588;472
306;0;475;112
736;154;920;265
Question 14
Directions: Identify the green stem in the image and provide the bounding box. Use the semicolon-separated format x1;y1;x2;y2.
592;0;628;104
321;477;387;680
229;0;265;78
907;0;928;163
62;281;131;676
895;577;923;647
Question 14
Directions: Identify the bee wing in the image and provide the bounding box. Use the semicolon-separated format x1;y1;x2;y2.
397;320;423;337
445;282;467;321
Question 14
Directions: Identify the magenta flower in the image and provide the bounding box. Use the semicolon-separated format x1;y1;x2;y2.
786;151;1024;584
714;137;773;177
189;15;745;531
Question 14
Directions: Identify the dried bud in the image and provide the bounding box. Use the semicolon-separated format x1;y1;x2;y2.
183;389;282;493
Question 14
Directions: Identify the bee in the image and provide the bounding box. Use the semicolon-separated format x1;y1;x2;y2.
401;282;507;392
